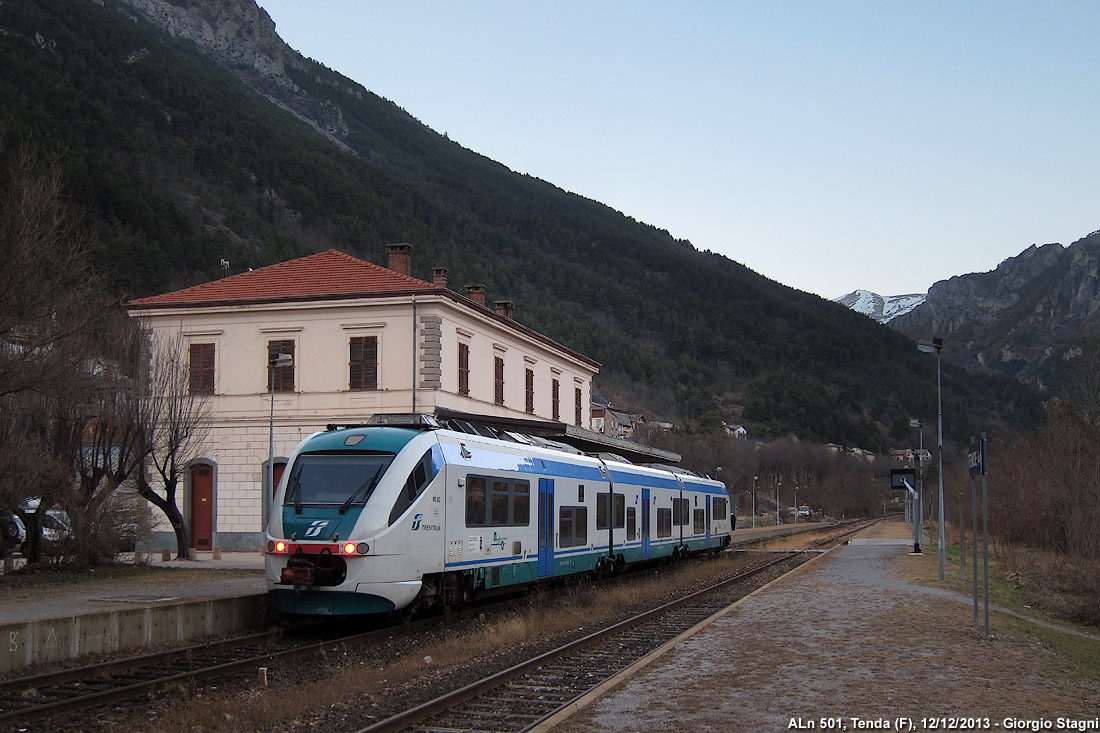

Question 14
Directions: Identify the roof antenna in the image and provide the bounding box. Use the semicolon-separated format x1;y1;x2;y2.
219;259;230;278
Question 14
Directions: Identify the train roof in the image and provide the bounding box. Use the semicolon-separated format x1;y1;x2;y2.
322;411;682;467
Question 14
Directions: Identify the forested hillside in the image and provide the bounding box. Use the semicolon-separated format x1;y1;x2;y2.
0;0;1042;448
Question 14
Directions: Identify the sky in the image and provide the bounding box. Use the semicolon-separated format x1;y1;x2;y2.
255;1;1100;300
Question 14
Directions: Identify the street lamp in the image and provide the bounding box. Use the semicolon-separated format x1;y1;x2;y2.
268;352;293;526
775;480;781;526
793;485;799;524
910;418;925;553
752;475;758;528
918;337;946;581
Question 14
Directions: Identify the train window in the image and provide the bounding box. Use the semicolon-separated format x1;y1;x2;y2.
492;480;510;524
559;506;588;548
596;493;625;529
388;450;436;525
466;476;486;526
694;509;705;534
514;482;530;524
673;498;690;526
578;485;584;501
656;508;672;538
596;493;624;530
713;498;728;520
467;475;531;527
626;507;636;540
283;453;395;509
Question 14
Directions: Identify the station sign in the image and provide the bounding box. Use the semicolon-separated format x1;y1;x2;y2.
968;437;987;477
890;468;915;491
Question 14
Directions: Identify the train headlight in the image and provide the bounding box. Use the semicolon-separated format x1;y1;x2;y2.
356;542;369;555
343;542;357;555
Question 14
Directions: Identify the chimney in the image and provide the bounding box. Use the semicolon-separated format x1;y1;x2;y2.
432;267;448;288
494;300;515;320
465;284;486;307
387;243;412;276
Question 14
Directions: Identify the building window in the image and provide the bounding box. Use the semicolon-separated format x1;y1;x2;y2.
189;343;215;395
494;356;505;405
458;342;470;396
267;340;295;392
574;387;582;426
551;378;560;421
349;336;378;390
525;368;535;414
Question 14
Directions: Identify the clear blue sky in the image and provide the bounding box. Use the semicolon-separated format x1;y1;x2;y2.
256;1;1100;299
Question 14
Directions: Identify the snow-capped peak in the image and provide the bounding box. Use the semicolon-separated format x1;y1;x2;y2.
834;290;925;323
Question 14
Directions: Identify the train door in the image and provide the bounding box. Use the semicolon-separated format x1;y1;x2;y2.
190;464;214;550
538;478;555;577
641;488;651;559
705;495;712;548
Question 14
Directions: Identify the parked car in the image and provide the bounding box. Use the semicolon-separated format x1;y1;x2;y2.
1;513;25;557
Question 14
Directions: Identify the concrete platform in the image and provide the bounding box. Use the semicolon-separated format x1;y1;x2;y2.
543;519;1100;730
0;552;268;674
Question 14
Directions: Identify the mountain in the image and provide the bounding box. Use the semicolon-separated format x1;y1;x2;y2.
834;290;925;324
891;232;1100;390
0;0;1042;449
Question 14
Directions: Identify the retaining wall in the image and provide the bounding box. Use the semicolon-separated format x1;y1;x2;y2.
0;594;270;673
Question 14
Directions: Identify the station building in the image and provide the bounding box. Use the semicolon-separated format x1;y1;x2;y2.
127;245;600;551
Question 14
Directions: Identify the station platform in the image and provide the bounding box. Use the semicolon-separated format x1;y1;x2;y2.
544;519;1100;730
0;552;267;674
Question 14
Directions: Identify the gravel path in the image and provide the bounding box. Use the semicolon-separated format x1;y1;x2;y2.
550;520;1100;732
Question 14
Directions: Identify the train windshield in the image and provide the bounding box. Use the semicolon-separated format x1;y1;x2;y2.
284;453;395;511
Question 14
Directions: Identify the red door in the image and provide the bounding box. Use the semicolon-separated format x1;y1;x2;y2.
190;464;214;550
272;461;286;499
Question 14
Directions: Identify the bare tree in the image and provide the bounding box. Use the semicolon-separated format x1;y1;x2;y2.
129;329;211;559
0;143;106;401
0;141;111;561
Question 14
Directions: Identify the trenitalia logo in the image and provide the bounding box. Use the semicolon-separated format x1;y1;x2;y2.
303;520;329;538
411;513;441;531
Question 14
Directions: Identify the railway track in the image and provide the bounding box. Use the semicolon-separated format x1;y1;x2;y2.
358;520;874;733
0;520;870;728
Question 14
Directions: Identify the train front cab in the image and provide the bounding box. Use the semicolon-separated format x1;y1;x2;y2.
265;427;446;615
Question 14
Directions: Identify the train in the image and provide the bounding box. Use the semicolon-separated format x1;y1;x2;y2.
265;413;733;616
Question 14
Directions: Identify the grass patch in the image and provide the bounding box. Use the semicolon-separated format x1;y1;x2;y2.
907;535;1100;680
0;563;259;590
997;612;1100;683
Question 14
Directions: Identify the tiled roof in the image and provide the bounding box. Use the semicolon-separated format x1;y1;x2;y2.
128;249;439;307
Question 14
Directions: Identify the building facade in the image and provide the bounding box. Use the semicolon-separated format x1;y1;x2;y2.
127;247;600;551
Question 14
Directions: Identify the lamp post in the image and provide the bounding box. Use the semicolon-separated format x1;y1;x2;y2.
910;417;924;551
752;475;758;528
775;480;781;526
268;352;293;527
793;485;799;524
918;337;946;581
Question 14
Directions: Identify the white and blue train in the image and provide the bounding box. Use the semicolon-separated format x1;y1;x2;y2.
265;415;733;616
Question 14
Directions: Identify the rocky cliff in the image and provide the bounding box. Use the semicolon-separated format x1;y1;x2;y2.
891;232;1100;388
116;0;360;142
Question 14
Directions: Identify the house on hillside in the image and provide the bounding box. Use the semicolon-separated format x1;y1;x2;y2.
127;246;600;552
590;403;643;438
